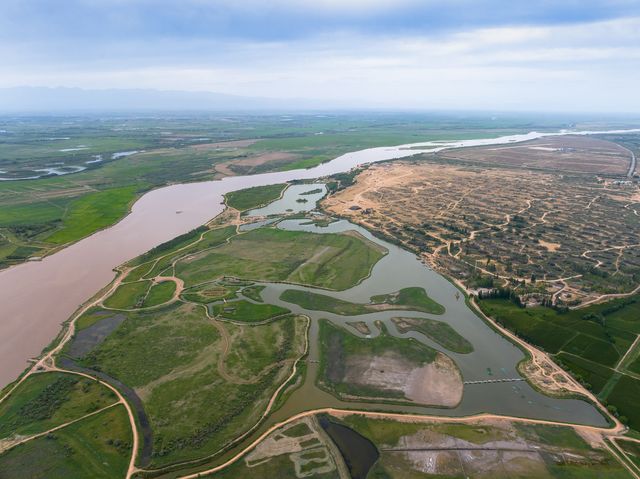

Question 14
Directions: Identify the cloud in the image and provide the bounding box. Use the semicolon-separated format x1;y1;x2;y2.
0;2;639;112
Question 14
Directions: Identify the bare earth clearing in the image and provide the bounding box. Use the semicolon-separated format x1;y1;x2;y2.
324;137;640;305
342;351;463;407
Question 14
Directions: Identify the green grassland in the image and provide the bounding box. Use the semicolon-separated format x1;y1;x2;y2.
74;308;124;331
181;282;239;303
0;372;117;439
317;319;438;401
175;227;385;290
73;302;306;467
478;296;640;431
371;287;445;314
0;113;561;270
241;284;265;302
143;281;177;307
103;281;150;309
391;317;473;354
0;405;132;479
337;415;631;479
225;184;287;211
280;290;374;315
279;286;444;316
223;317;301;381
617;439;640;469
209;300;290;323
134;225;237;278
44;186;139;244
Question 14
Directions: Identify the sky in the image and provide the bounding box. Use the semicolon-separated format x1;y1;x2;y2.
1;0;640;112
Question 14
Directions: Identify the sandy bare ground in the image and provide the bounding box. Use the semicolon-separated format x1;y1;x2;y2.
342;351;463;407
538;239;561;252
346;321;371;335
323;160;640;304
405;353;463;406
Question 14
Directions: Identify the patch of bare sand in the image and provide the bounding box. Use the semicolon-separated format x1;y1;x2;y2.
346;321;371;335
539;239;561;252
246;418;317;463
343;352;462;407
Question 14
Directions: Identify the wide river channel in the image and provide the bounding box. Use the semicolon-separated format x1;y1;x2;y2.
256;216;607;426
0;127;637;395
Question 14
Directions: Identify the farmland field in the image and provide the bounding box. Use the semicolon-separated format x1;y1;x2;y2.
478;297;640;431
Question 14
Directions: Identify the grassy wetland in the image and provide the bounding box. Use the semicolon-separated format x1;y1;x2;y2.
2;120;640;478
0;113;553;270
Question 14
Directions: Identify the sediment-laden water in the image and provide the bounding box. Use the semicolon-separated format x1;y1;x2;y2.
0;128;636;387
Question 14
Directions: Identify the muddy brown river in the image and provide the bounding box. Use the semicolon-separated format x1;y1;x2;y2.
0;128;637;388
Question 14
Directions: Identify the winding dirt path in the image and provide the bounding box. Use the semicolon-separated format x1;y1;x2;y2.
201;305;287;386
469;297;623;431
0;266;142;479
0;401;121;454
176;405;627;479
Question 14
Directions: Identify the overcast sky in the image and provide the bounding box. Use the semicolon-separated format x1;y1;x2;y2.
2;0;640;112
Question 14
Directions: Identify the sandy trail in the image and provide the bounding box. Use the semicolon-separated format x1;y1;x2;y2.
0;401;121;454
176;405;627;479
201;305;291;386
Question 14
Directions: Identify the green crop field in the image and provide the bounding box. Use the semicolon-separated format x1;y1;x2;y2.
479;296;640;432
607;375;640;432
555;353;615;394
478;298;636;359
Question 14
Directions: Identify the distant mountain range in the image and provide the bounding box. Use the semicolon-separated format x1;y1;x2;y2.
0;87;332;112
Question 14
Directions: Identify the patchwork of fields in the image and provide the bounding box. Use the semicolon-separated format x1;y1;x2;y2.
479;297;640;431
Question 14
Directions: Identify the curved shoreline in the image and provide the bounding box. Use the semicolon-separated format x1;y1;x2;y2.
0;127;638;388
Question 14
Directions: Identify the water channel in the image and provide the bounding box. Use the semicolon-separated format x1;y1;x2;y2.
236;187;609;427
0;128;637;388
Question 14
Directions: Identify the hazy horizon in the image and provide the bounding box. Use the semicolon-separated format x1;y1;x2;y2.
1;1;640;113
